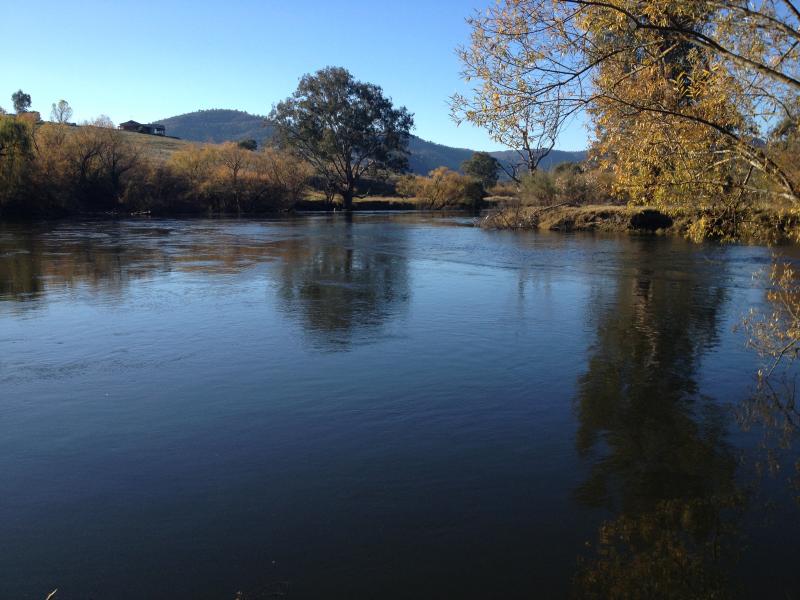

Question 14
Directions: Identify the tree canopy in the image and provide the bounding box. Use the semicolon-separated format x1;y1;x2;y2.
462;151;500;189
269;66;414;210
11;90;31;114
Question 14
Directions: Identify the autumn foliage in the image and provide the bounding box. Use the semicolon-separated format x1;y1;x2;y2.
0;117;311;217
456;0;800;239
396;167;484;209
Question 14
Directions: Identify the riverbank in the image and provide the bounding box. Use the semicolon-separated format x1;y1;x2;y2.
0;196;499;221
294;195;500;212
480;204;800;244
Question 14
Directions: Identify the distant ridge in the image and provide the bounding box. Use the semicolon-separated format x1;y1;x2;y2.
158;109;587;175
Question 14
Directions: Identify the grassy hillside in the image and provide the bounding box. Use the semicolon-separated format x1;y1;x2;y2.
157;109;587;175
120;130;195;161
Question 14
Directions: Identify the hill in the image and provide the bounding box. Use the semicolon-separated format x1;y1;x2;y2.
406;136;586;175
158;109;273;146
158;109;587;175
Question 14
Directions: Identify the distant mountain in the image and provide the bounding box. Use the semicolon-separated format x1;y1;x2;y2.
407;136;587;176
158;109;587;175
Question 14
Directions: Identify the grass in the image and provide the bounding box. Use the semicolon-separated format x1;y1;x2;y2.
295;195;423;211
481;202;800;244
481;204;642;232
297;192;494;211
119;130;195;162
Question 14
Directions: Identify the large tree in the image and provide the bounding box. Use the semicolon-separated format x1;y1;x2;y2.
454;0;800;214
269;67;414;210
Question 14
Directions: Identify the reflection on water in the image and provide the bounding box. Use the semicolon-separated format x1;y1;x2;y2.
0;222;280;301
274;219;410;348
573;240;741;596
1;217;799;599
740;259;800;514
0;219;410;349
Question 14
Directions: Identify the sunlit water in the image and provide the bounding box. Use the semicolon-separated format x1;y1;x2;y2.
1;214;798;599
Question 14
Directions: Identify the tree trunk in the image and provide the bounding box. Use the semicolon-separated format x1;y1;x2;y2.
341;189;354;211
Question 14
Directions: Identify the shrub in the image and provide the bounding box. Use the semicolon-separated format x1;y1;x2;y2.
416;167;484;209
488;181;519;197
518;163;617;207
519;170;557;206
168;144;311;213
0;120;312;217
395;174;420;198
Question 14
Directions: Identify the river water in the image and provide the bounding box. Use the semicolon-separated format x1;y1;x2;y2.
1;214;798;599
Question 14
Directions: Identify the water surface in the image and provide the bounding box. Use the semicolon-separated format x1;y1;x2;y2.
1;214;798;599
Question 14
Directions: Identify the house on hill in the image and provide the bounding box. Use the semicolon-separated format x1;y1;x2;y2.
118;121;166;136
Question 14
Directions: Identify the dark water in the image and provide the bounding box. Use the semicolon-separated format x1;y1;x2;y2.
1;214;798;599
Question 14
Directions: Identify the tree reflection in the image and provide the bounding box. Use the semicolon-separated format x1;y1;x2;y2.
573;240;741;597
274;219;410;349
0;225;46;300
0;220;412;348
741;258;800;503
0;223;144;303
0;221;290;305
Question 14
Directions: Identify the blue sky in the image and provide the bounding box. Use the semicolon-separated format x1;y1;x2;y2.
1;0;588;151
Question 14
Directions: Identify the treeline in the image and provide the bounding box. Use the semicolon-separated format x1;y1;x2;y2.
0;115;311;218
392;152;616;209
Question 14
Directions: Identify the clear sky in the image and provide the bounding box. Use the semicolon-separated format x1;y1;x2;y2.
1;0;589;151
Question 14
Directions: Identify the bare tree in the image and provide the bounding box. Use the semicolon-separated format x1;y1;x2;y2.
50;100;73;124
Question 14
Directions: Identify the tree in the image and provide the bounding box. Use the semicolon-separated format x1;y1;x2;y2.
415;167;485;209
0;116;35;210
452;8;570;180
0;117;33;162
461;151;500;190
218;142;251;212
11;90;32;114
453;0;800;216
51;100;73;124
91;115;114;129
237;138;258;151
269;66;414;210
57;123;140;209
254;148;312;207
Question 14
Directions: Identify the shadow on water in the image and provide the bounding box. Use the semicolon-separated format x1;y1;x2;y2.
571;239;745;598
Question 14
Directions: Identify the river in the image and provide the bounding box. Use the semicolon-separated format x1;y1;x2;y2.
1;214;798;599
